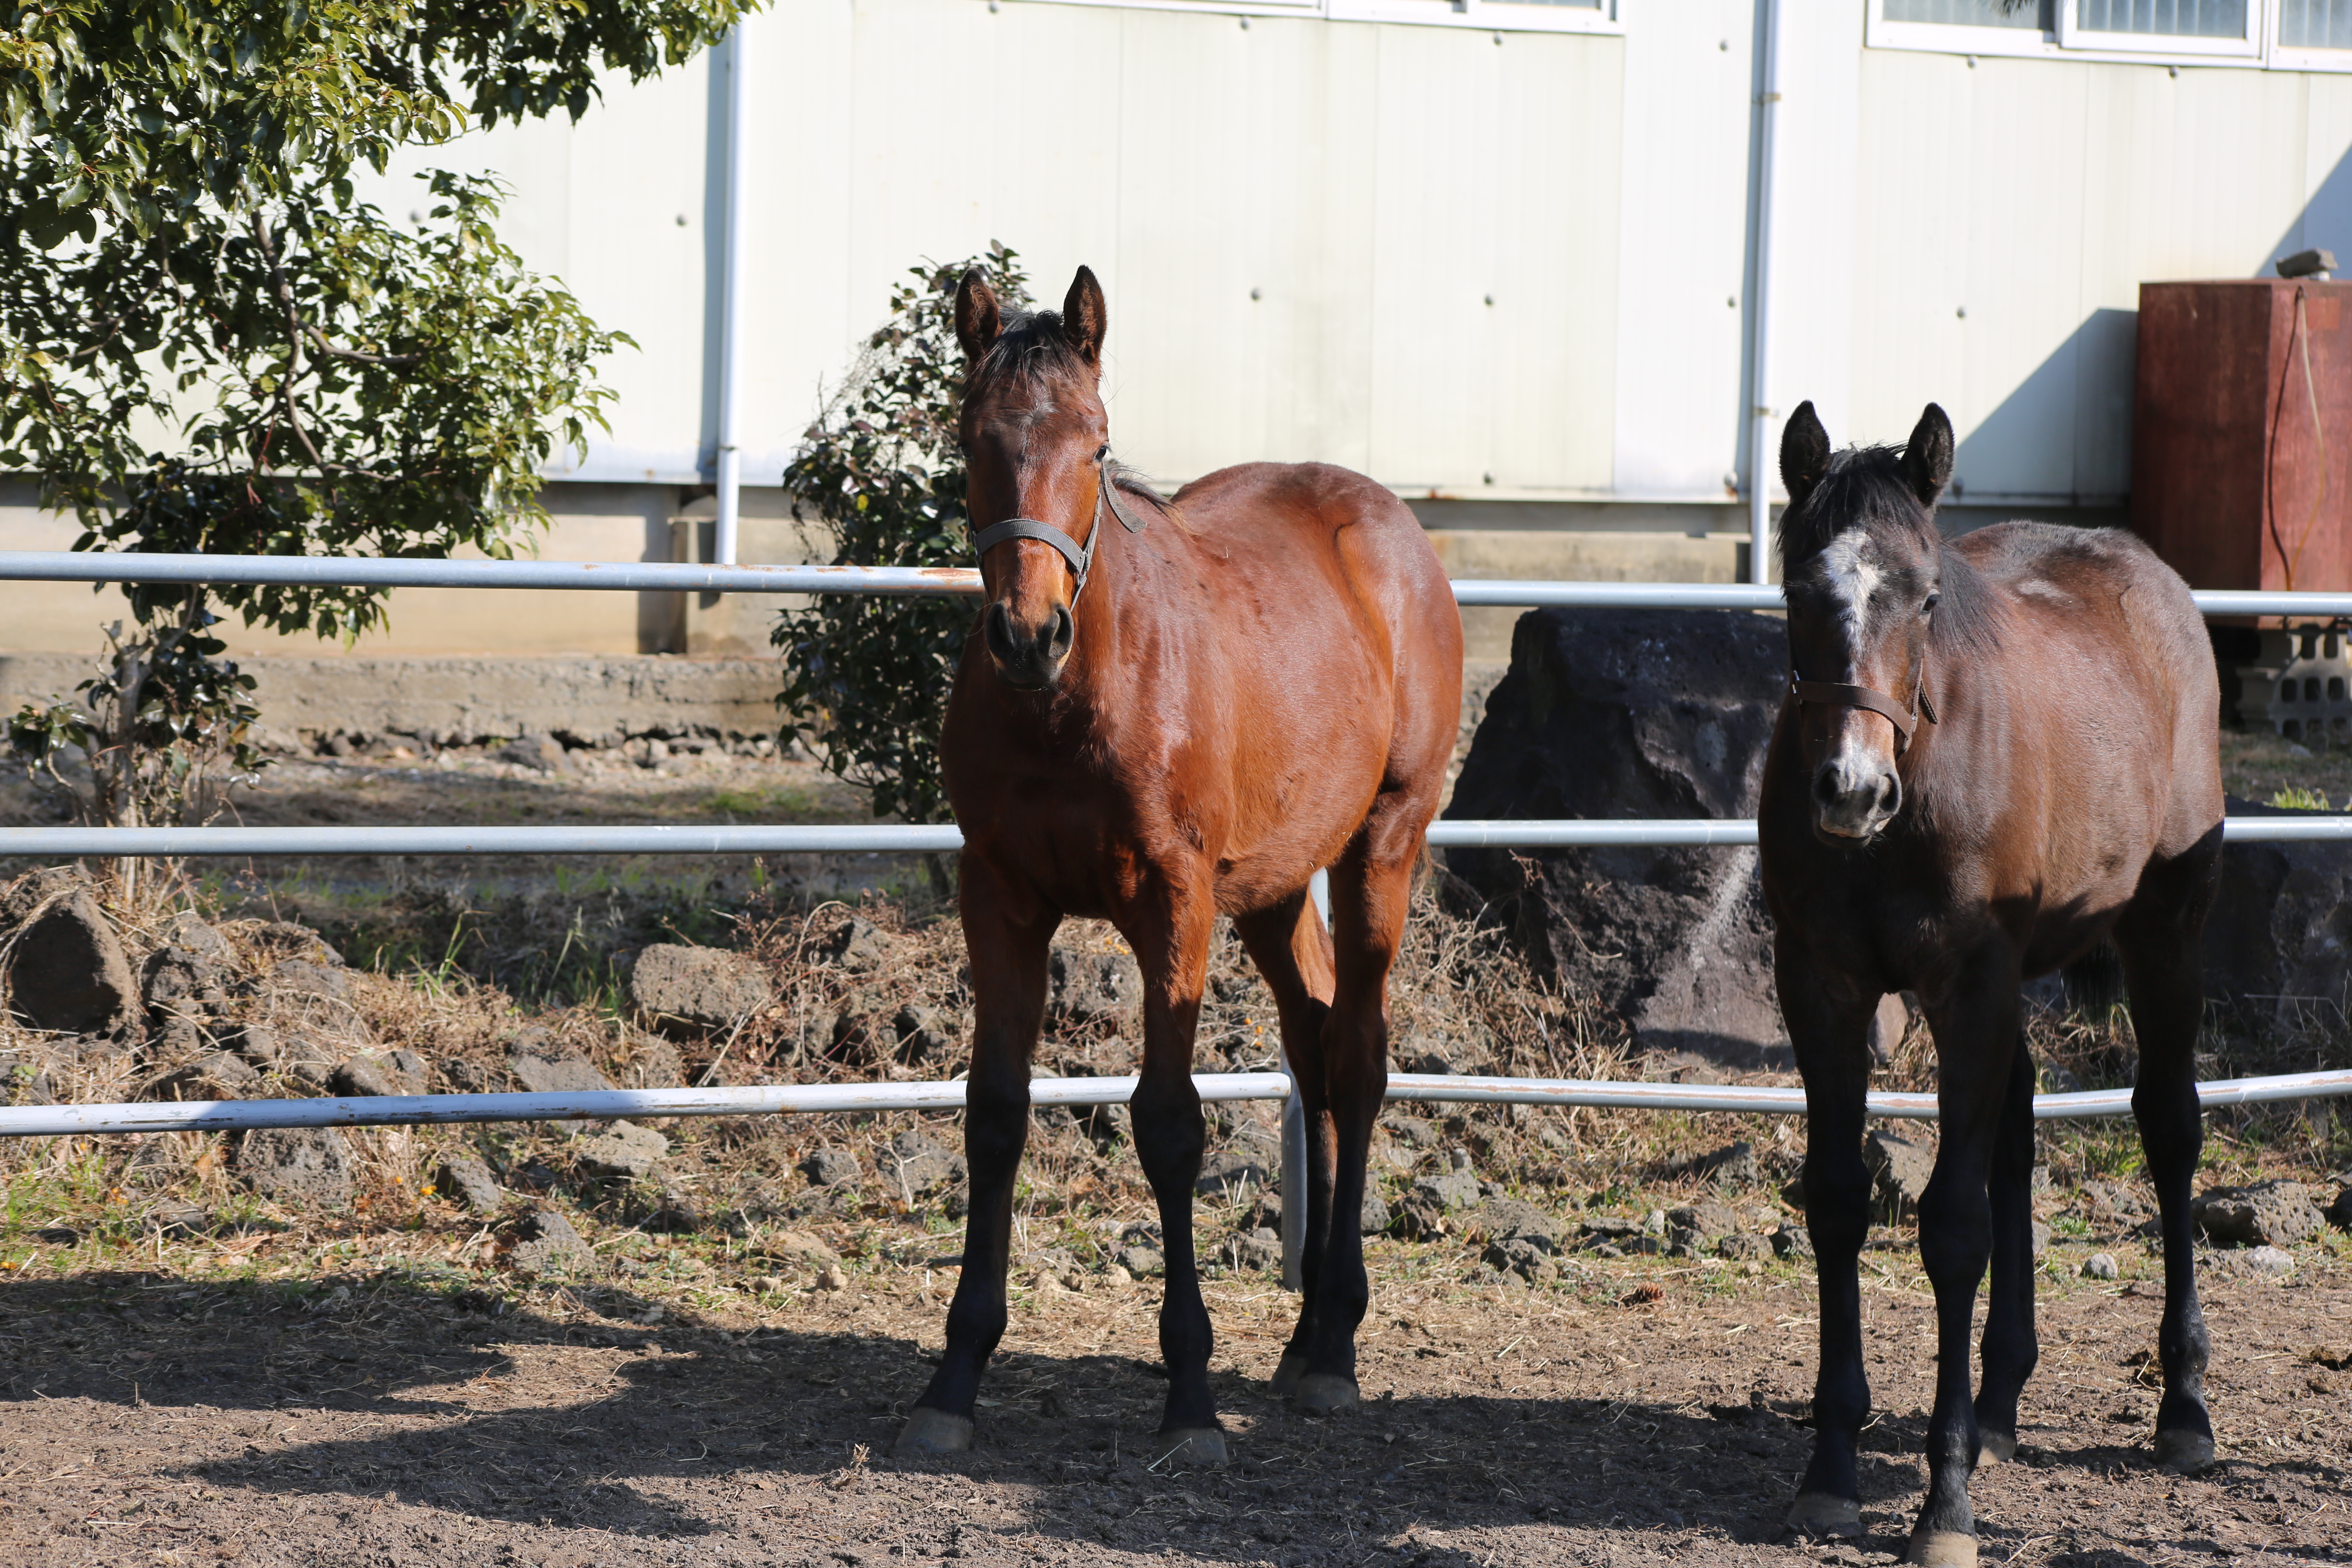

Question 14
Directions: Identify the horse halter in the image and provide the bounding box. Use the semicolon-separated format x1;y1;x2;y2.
1791;667;1939;755
968;452;1149;610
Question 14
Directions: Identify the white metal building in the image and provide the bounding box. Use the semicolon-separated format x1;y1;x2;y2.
9;0;2352;667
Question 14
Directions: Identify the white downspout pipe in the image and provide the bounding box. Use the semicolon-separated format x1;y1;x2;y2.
1746;0;1784;586
713;22;752;566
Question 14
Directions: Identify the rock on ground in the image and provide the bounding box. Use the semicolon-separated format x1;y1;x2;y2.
497;733;569;773
1196;1150;1267;1199
2195;1180;2325;1248
1442;608;1788;1068
893;1004;956;1065
575;1120;670;1180
801;1147;862;1188
1865;1128;1936;1220
628;944;774;1033
1048;947;1141;1025
1666;1140;1764;1189
236;1127;355;1209
5;884;136;1038
330;1049;429;1098
147;1051;261;1100
270;959;350;1003
506;1032;616;1094
884;1130;965;1195
1667;1201;1740;1254
434;1150;505;1215
508;1209;597;1276
827;917;889;973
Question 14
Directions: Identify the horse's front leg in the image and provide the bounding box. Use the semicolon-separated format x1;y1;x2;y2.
1118;865;1224;1466
1776;935;1879;1543
894;853;1054;1458
1907;943;2025;1568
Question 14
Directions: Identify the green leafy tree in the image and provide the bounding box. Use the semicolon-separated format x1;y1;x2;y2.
774;244;1033;826
0;1;751;239
0;2;750;868
2;169;621;836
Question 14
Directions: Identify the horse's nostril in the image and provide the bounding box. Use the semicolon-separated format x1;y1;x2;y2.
1879;773;1903;817
985;602;1019;665
1047;604;1074;659
1813;767;1841;808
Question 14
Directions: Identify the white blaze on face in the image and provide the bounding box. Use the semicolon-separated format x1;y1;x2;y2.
1814;528;1895;822
1817;529;1882;649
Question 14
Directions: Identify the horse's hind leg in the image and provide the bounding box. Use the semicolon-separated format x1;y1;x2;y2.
2112;840;2222;1473
1232;890;1337;1395
1288;823;1418;1417
895;855;1054;1459
1119;867;1226;1467
1972;1025;2040;1465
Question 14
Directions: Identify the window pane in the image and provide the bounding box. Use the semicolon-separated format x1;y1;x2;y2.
2281;0;2352;47
1884;0;2050;25
2074;0;2247;36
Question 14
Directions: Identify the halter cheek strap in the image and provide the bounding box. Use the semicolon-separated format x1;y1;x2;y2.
1791;670;1938;755
968;454;1148;609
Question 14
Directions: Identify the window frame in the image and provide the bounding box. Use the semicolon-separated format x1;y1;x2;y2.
2269;0;2352;69
1007;0;1622;36
2056;0;2263;59
1869;0;2274;67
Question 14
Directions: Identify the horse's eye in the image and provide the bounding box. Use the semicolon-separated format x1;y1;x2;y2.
1095;444;1109;461
1923;592;1940;615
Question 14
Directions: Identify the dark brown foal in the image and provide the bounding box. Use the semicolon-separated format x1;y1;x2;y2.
1760;402;2222;1568
892;266;1462;1468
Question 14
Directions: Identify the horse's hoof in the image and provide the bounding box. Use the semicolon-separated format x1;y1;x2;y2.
1294;1373;1360;1417
2155;1428;2215;1474
1904;1529;1978;1568
1270;1351;1307;1397
1149;1427;1228;1469
893;1407;974;1459
1976;1427;2017;1466
1783;1492;1862;1539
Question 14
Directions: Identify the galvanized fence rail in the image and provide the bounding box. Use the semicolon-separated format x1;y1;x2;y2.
0;551;2346;1160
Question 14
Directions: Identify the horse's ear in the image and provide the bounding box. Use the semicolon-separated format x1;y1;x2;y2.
1902;403;1955;506
1780;401;1831;512
955;269;1001;362
1063;265;1107;367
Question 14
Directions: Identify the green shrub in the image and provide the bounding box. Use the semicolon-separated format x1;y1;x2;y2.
773;243;1033;825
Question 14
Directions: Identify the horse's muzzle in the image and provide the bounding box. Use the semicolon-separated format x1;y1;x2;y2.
984;600;1074;690
1811;756;1902;841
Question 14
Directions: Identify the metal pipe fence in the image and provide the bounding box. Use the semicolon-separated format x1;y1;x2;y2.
0;552;2346;1166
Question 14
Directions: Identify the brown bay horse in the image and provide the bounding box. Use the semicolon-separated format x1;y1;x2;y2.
1761;403;2223;1568
893;267;1463;1466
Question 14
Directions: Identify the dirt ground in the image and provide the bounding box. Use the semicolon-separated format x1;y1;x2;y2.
1;1237;2347;1568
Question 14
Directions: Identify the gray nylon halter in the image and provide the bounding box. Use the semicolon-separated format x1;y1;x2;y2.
969;454;1149;610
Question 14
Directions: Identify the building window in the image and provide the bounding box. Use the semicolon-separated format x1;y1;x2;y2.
1882;0;2049;27
1873;0;2291;64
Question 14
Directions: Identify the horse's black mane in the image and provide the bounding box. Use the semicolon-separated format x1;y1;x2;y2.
966;307;1178;521
1780;441;2002;658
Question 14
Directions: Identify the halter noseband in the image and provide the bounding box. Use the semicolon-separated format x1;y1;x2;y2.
969;453;1149;609
1791;670;1938;755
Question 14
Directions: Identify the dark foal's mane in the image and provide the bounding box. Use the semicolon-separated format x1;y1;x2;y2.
963;307;1182;526
1779;441;2005;663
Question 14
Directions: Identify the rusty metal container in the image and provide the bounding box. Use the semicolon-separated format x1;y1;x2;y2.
2132;278;2352;597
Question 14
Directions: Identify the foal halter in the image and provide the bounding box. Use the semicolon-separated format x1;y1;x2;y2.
968;453;1149;610
1791;668;1939;755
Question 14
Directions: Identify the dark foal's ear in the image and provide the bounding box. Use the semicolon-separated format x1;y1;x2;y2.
1063;265;1107;366
955;269;1001;362
1902;403;1955;506
1780;401;1831;512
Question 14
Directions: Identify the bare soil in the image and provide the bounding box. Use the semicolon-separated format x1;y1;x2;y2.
0;1240;2347;1568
